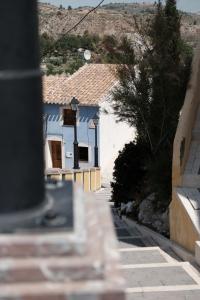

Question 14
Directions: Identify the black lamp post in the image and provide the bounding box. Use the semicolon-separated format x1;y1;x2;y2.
70;97;80;169
93;113;99;168
0;0;75;232
0;0;44;214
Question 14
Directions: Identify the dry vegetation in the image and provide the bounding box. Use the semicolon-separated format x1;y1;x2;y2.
39;2;200;47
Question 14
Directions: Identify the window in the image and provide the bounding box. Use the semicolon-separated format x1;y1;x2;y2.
79;146;89;162
63;109;76;126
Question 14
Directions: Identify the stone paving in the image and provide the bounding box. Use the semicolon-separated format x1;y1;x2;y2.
95;187;200;299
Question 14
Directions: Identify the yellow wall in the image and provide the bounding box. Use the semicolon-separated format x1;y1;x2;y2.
83;170;90;193
172;46;200;187
170;192;200;253
74;171;83;185
46;168;101;193
170;45;200;252
64;172;74;181
50;174;62;181
90;168;96;192
95;168;101;190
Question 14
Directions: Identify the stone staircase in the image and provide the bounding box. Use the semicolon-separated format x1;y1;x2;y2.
95;185;112;201
114;209;200;299
95;187;200;299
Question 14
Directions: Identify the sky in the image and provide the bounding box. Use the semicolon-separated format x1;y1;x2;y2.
40;0;200;13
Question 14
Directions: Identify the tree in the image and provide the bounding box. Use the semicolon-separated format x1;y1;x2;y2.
111;0;192;209
147;0;191;206
111;142;148;208
148;0;182;151
40;33;55;58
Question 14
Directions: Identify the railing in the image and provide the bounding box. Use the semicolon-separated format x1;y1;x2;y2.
45;167;101;192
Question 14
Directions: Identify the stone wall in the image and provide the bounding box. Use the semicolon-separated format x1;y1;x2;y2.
0;185;125;299
170;45;200;254
170;191;200;253
172;46;200;187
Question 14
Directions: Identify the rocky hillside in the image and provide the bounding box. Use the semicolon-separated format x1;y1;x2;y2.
39;3;135;38
39;2;200;46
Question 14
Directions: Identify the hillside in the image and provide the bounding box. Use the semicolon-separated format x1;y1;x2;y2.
39;2;200;45
39;3;135;38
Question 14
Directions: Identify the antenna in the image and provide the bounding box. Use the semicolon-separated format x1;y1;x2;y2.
84;50;91;61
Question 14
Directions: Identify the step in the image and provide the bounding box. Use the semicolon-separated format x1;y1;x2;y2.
121;262;200;289
119;247;172;265
182;175;200;187
114;222;126;228
0;257;104;283
126;288;200;300
95;196;111;200
115;227;141;238
193;130;200;140
176;187;200;210
118;237;146;248
0;281;122;299
113;219;126;228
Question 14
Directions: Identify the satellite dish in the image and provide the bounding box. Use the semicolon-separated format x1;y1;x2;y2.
84;50;91;61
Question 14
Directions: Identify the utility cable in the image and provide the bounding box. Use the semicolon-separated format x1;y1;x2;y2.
65;0;105;34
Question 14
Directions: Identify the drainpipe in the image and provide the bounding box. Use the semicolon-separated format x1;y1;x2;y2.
94;124;99;168
0;1;44;214
92;113;99;168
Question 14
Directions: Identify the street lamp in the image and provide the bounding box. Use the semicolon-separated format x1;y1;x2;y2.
92;113;99;168
0;0;75;232
0;0;44;214
70;97;80;169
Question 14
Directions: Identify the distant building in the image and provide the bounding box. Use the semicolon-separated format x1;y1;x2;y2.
43;64;135;184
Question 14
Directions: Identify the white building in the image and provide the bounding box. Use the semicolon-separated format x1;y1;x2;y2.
84;64;135;185
100;98;135;185
43;64;135;185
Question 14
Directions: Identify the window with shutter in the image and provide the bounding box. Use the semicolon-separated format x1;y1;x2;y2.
63;109;76;126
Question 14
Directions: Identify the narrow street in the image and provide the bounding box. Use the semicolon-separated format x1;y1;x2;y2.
95;187;200;299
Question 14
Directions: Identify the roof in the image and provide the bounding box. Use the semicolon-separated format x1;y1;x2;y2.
43;64;118;106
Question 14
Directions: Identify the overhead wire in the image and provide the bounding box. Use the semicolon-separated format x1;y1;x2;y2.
65;0;105;34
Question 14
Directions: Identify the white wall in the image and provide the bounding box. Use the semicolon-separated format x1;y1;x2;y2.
45;139;53;169
99;99;136;185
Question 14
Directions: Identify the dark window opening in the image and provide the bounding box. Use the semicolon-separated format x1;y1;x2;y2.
63;109;76;126
79;146;89;162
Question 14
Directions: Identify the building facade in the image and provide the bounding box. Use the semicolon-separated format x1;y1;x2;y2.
44;103;99;170
43;64;135;185
100;98;135;185
43;64;117;172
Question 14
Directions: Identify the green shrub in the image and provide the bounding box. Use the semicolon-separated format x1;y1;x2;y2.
40;33;55;58
65;59;84;75
111;141;148;208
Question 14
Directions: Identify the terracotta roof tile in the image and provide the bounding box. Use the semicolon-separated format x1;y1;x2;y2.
43;64;118;106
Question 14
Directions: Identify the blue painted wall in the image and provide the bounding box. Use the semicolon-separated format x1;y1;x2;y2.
44;104;99;170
